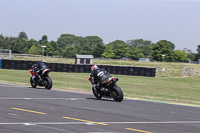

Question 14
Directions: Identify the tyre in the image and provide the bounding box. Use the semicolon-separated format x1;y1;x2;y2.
112;83;123;102
30;77;37;88
43;77;52;90
92;87;102;100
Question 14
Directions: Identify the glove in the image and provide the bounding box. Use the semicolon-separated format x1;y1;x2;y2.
92;84;96;89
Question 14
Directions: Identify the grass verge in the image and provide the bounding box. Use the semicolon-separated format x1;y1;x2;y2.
0;69;200;105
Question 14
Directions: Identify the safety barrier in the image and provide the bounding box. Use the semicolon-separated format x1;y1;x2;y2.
0;58;1;69
1;60;156;77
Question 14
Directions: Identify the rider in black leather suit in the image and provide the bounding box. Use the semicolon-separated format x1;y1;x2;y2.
90;65;110;91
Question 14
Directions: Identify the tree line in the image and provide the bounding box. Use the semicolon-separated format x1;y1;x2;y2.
0;31;199;62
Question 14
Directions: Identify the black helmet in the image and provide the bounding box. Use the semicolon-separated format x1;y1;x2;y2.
35;61;46;68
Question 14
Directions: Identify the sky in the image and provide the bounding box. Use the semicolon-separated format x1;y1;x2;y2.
0;0;200;53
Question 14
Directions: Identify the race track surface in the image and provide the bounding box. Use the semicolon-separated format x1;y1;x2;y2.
0;83;200;133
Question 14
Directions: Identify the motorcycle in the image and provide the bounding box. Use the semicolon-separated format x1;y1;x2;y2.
29;65;52;90
88;76;123;102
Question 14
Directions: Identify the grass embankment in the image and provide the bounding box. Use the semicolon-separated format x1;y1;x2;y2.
12;54;200;77
0;69;200;105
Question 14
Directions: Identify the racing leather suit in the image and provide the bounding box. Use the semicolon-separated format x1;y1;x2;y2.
30;62;44;83
90;68;110;90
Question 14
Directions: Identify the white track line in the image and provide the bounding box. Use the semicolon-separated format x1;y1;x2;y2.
104;121;200;124
0;122;85;125
0;83;29;87
0;98;86;100
1;121;200;125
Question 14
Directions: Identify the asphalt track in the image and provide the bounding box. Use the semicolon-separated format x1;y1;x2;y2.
0;83;200;133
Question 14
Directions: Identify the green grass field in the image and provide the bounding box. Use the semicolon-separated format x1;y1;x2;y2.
1;69;200;105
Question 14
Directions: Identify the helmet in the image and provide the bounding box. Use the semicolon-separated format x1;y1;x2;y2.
35;61;46;68
91;65;98;71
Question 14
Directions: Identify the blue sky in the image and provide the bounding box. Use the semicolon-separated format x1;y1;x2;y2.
0;0;200;53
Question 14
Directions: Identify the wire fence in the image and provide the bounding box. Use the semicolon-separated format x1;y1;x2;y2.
182;67;200;77
0;49;12;60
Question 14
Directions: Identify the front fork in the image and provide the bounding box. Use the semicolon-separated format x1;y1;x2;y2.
31;75;37;84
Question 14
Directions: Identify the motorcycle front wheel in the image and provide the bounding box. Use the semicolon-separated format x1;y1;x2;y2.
30;77;37;88
43;77;52;90
112;83;123;102
92;87;102;100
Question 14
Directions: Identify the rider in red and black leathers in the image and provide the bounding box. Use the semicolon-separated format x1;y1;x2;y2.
29;61;45;83
90;65;110;90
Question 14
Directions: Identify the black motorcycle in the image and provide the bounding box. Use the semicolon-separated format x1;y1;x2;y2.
29;65;52;90
88;76;123;102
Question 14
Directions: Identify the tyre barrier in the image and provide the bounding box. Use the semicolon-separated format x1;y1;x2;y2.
1;60;156;77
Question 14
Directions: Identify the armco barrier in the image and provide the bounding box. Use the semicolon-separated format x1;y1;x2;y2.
0;58;1;69
1;60;156;77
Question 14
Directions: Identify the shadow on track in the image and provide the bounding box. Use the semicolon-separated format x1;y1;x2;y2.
86;97;116;102
28;87;46;90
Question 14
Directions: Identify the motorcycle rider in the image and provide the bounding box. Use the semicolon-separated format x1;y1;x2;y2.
90;65;110;91
29;61;46;83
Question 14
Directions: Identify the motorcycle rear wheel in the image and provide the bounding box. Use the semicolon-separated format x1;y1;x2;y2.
43;77;52;90
30;77;37;88
112;83;123;102
92;87;102;100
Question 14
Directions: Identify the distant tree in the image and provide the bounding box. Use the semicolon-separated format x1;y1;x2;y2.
127;48;145;60
44;42;55;56
8;32;30;53
102;44;114;58
57;34;78;48
0;34;3;39
27;39;40;49
1;36;16;50
79;43;93;55
74;44;82;55
83;36;103;45
174;50;189;62
0;34;4;48
82;36;105;57
28;45;41;55
151;40;175;61
93;43;105;58
39;35;48;44
18;32;28;40
63;45;76;58
49;41;59;55
195;45;200;60
183;48;196;61
127;39;153;57
50;41;58;50
109;40;128;59
10;38;26;53
189;53;197;61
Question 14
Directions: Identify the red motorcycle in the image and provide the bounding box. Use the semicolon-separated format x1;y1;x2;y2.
88;76;123;102
29;64;52;90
